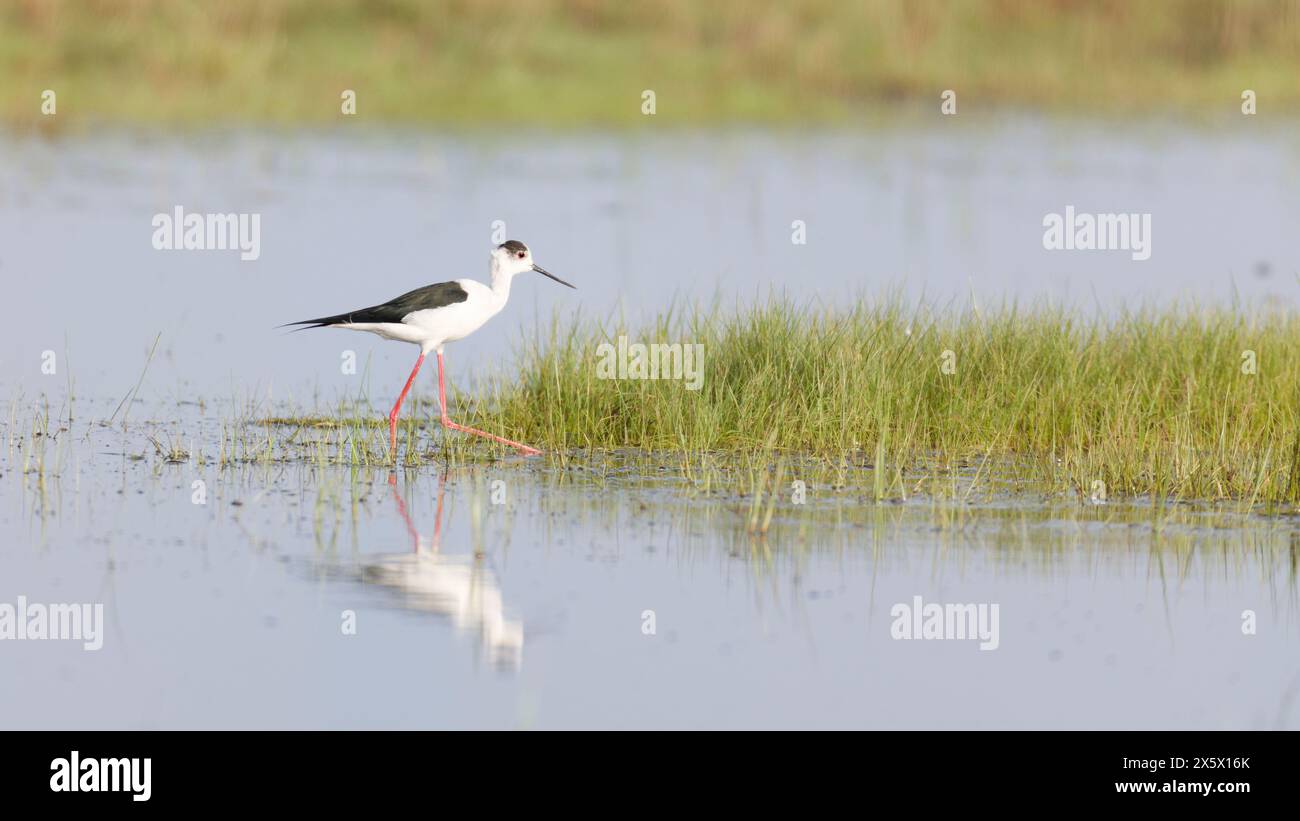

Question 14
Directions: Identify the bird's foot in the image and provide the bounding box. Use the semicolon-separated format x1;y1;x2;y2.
442;418;541;457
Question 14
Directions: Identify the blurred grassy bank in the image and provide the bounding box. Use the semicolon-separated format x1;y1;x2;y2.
4;0;1300;129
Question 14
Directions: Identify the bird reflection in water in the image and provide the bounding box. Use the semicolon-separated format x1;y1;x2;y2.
356;472;523;671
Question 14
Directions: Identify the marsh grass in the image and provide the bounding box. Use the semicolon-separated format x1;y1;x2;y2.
458;296;1300;506
15;295;1296;511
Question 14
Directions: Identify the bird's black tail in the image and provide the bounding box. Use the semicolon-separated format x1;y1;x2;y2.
277;314;351;332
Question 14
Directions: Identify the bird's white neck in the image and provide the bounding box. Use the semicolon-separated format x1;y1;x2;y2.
488;260;514;304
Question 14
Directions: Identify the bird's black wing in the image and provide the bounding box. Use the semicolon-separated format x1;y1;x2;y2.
281;281;470;329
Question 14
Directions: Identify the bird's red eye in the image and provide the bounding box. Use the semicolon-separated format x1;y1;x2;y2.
517;251;526;258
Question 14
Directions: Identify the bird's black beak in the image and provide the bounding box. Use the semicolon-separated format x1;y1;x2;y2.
533;264;576;289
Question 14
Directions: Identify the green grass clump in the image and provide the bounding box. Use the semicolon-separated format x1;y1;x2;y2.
468;296;1300;504
6;0;1300;128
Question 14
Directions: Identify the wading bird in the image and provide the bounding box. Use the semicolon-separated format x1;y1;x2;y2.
284;241;574;456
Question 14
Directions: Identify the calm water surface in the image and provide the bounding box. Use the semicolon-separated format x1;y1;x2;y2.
2;122;1299;400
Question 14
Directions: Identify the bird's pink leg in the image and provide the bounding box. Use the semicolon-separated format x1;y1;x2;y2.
437;351;541;456
388;352;426;455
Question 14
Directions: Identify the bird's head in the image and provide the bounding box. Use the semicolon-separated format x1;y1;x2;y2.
492;240;575;288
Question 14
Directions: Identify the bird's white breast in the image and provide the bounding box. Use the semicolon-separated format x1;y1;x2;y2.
401;279;503;350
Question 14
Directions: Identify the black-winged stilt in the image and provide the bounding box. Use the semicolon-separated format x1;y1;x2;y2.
284;240;574;456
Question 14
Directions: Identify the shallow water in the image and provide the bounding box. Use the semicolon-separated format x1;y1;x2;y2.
3;124;1300;728
1;400;1298;729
